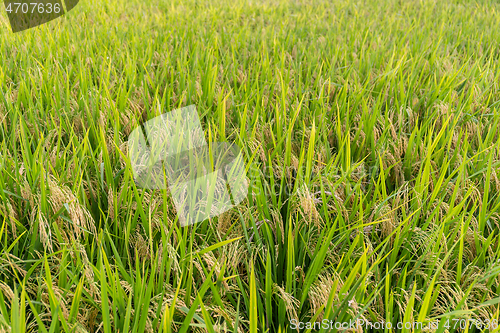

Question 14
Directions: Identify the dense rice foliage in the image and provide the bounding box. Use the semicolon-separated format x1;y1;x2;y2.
1;0;500;331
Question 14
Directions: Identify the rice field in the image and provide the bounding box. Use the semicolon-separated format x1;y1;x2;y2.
1;0;500;331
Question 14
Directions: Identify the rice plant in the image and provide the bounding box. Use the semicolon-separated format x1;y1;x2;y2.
1;0;500;331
